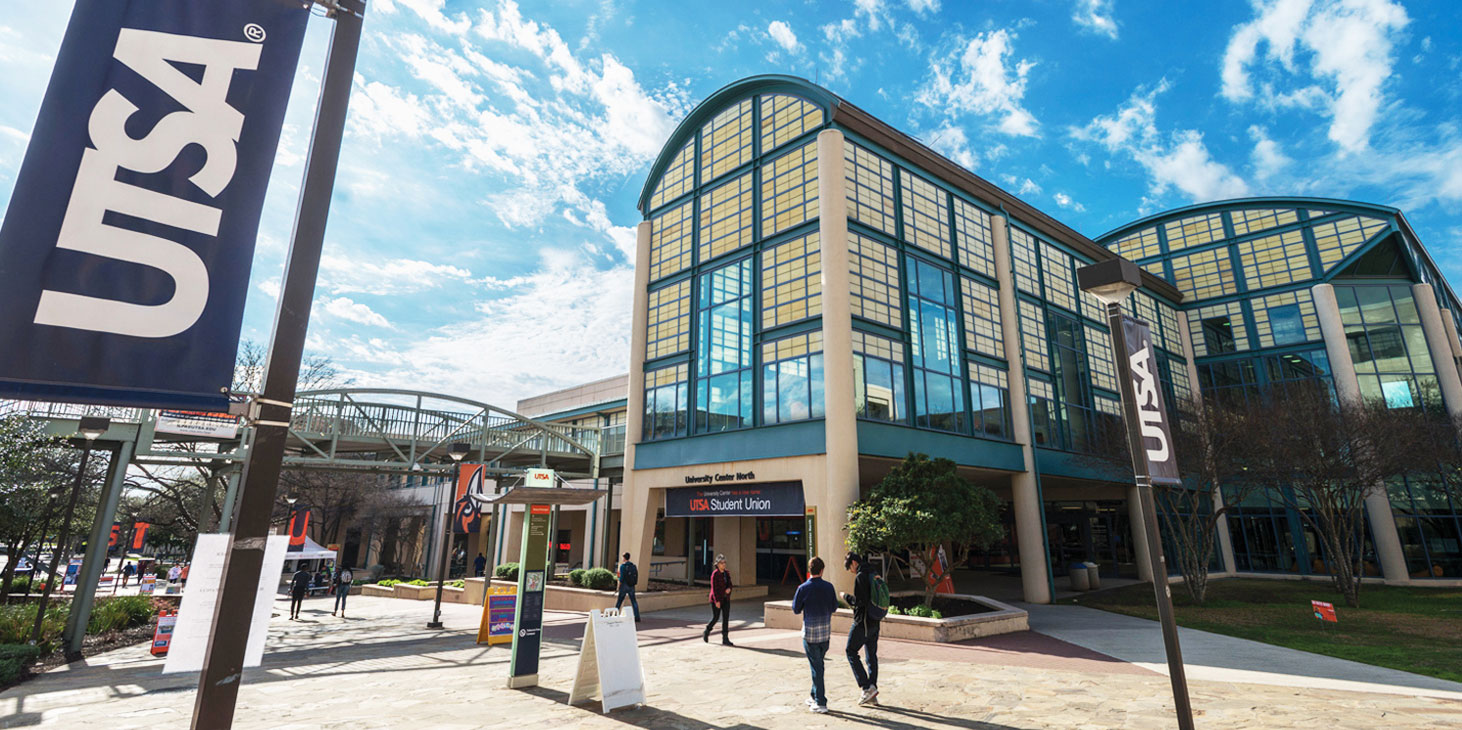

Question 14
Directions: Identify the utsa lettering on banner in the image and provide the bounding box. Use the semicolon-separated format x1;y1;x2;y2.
287;506;310;550
1121;316;1182;485
0;0;309;409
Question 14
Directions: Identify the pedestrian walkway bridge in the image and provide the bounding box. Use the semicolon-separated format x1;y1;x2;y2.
2;387;600;478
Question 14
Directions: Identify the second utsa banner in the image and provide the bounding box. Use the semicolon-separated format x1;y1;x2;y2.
1122;316;1182;485
0;0;309;409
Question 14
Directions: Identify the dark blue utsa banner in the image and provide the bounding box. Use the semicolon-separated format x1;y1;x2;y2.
0;0;309;409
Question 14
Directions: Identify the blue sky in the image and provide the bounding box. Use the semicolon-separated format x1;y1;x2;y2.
2;0;1460;407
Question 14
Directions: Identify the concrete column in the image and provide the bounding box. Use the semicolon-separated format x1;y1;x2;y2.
1178;310;1237;576
1413;283;1462;419
63;440;134;658
816;128;861;597
1313;283;1410;583
712;516;748;582
1440;308;1462;362
622;220;659;571
991;213;1051;603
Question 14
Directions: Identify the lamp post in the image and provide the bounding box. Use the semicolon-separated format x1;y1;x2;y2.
31;416;109;645
428;442;470;629
1077;259;1194;730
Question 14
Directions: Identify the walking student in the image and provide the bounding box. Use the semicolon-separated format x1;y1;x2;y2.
842;552;886;706
792;556;837;714
121;562;135;587
473;552;487;577
615;552;641;622
332;565;353;617
289;565;310;620
702;554;734;646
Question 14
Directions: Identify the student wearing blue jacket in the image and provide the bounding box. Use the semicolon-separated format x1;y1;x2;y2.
792;556;837;714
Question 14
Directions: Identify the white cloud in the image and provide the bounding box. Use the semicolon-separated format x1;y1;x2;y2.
1221;0;1409;152
1248;125;1292;180
1072;81;1249;201
768;21;799;52
1001;175;1042;196
1053;192;1086;211
923;123;977;169
352;253;634;407
1072;0;1119;39
318;255;473;297
320;297;393;328
916;30;1039;137
907;0;940;13
395;0;472;35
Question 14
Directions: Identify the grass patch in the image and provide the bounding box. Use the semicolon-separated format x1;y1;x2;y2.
1062;578;1462;683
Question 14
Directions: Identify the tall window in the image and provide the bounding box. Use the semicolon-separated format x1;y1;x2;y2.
649;141;694;211
1050;313;1096;453
759;94;823;152
698;172;754;263
649;202;693;282
1169;247;1236;300
696;260;754;432
853;331;905;423
968;362;1009;439
762;331;825;424
1238;229;1311;291
960;277;1002;358
644;363;689;441
645;279;691;359
844;141;896;235
761;232;821;328
908;258;965;432
1336;284;1438;409
953;197;996;278
760;141;818;237
900;169;951;259
848;232;901;327
699;99;752;183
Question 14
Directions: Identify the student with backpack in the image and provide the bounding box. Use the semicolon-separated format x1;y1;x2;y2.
842;551;888;706
615;552;642;623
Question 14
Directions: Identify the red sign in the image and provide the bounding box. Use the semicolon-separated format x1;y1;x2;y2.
287;506;310;549
131;522;150;550
530;504;551;515
1311;600;1337;623
108;523;120;547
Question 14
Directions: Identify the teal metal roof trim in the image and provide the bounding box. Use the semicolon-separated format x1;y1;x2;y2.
1093;196;1401;244
636;75;839;215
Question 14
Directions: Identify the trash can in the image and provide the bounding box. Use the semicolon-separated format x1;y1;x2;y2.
1084;562;1101;590
1068;563;1090;591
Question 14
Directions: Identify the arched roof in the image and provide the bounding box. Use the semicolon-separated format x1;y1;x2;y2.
1094;196;1402;243
636;75;840;215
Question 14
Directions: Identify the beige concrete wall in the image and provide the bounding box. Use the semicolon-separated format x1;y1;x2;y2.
816;127;860;597
1414;283;1462;419
515;373;629;418
622;220;658;579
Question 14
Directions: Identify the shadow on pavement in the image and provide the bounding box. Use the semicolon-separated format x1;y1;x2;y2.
859;704;1019;729
523;685;767;730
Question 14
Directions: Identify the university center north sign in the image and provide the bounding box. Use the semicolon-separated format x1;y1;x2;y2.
664;481;804;518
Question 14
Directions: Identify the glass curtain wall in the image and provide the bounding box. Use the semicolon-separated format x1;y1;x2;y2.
907;258;966;432
695;259;755;432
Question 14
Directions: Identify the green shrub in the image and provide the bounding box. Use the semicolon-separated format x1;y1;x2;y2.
0;644;42;685
406;579;428;587
0;603;67;650
87;596;155;634
887;606;903;616
494;563;519;582
6;576;31;595
582;568;616;591
906;604;936;619
448;579;465;588
931;609;943;619
377;579;400;587
568;569;587;587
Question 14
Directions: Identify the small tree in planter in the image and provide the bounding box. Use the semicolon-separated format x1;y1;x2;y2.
845;453;1003;606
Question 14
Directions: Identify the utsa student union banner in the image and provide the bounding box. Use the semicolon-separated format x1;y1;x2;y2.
0;0;309;409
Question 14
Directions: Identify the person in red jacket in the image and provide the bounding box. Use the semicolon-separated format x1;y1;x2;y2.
702;554;734;646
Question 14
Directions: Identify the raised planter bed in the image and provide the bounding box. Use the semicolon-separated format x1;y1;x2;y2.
488;579;768;613
361;584;396;598
764;592;1027;643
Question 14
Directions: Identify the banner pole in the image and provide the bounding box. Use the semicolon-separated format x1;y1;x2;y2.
191;2;365;727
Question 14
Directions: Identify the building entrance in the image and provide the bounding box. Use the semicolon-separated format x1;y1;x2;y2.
754;517;807;583
1045;501;1137;578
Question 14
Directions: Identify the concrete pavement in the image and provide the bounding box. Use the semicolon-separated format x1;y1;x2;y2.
1022;601;1462;700
1;594;1459;729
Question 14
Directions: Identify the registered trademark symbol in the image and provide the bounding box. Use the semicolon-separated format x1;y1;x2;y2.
243;23;266;42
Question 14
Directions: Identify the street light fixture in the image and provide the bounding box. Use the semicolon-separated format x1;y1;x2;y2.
32;416;109;651
1077;259;1194;730
428;442;471;629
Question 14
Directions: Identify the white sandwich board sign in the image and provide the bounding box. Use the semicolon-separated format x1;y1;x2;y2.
569;608;646;712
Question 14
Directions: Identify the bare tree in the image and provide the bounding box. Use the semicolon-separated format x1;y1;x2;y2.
232;338;354;394
1152;400;1256;604
1238;382;1423;607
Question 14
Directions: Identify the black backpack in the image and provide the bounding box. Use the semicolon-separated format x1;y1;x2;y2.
621;561;639;587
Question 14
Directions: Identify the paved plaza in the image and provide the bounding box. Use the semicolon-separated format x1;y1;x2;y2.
2;594;1460;729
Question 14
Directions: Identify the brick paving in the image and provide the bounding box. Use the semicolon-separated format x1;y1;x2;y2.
1;594;1458;729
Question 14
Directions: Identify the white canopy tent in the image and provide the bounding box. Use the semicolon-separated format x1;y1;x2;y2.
286;536;337;561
